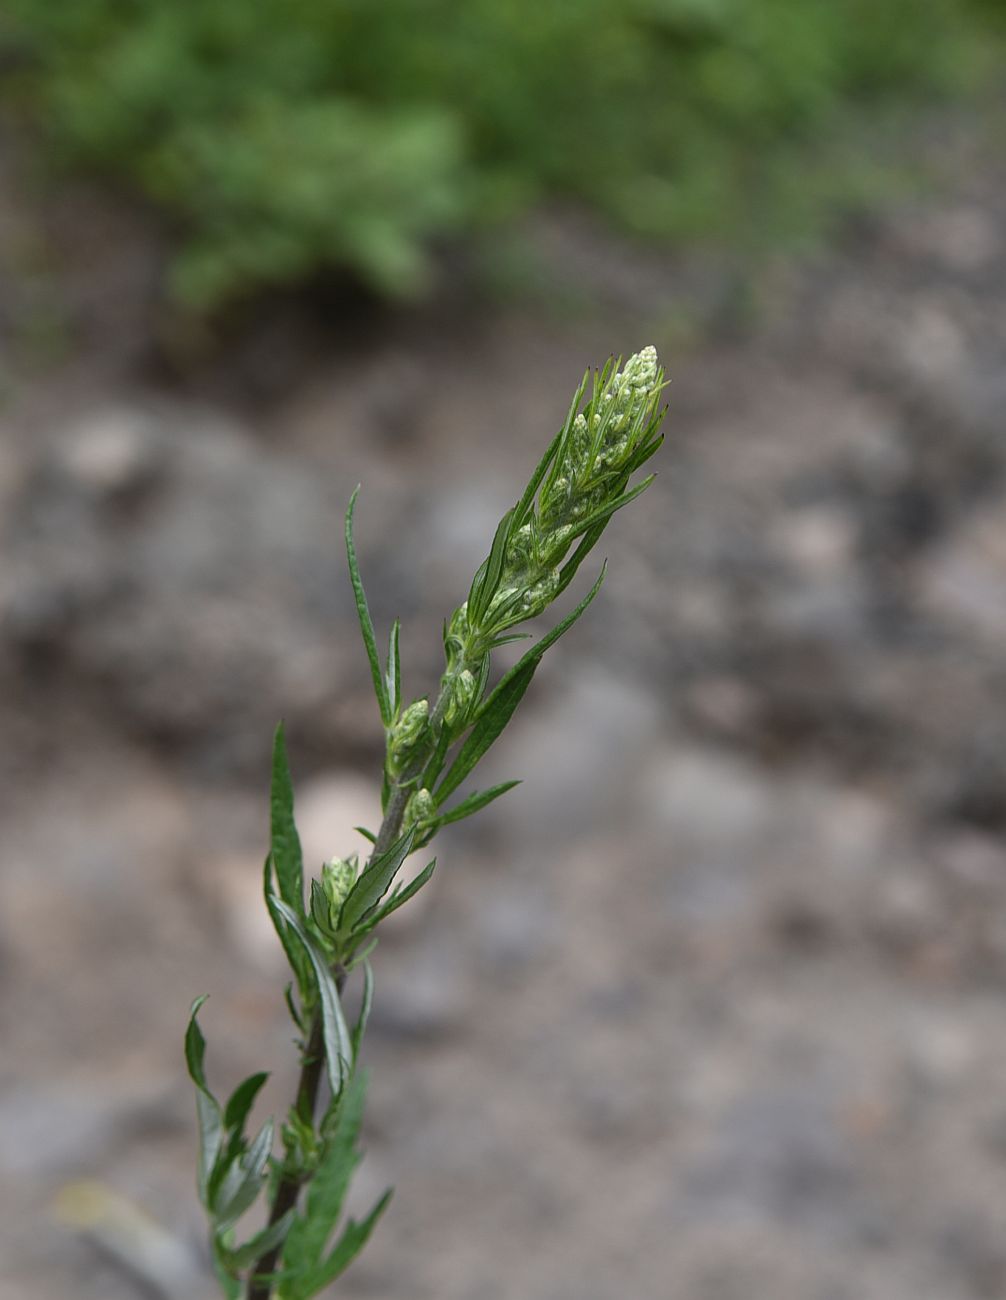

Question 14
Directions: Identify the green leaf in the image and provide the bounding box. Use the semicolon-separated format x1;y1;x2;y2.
420;723;452;792
345;487;391;726
267;897;353;1098
209;1070;270;1206
386;618;401;718
435;564;606;805
521;369;588;524
364;859;436;928
265;854;311;1002
568;475;655;549
435;780;521;821
345;934;378;970
213;1118;274;1227
434;663;536;806
354;825;377;844
351;960;374;1063
280;1070;369;1286
310;877;335;939
554;523;604;600
485;632;533;650
297;1190;393;1296
338;828;416;935
468;507;514;629
223;1071;269;1134
185;996;223;1208
219;1208;296;1272
211;1235;243;1299
270;725;305;914
283;982;304;1032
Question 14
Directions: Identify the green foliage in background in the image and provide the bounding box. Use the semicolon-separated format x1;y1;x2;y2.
2;0;1002;308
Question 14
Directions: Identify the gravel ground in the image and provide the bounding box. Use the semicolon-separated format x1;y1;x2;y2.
1;108;1005;1299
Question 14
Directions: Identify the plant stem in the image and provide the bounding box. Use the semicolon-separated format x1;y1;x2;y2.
245;694;445;1299
247;1014;328;1300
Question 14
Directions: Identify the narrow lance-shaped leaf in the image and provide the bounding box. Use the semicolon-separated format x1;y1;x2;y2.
264;853;311;1002
268;896;353;1098
185;996;223;1208
363;859;436;931
434;663;536;807
352;960;374;1063
434;564;605;805
213;1118;275;1227
419;723;452;794
434;780;521;822
386;618;401;718
345;487;391;725
468;507;514;628
566;475;655;551
210;1070;271;1205
512;430;561;531
338;828;416;935
270;724;304;914
224;1071;269;1133
219;1208;297;1273
541;367;591;504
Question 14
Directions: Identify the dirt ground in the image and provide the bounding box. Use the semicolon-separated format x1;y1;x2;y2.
2;106;1006;1300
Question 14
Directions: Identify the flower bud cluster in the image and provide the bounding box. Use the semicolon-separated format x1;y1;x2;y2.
387;698;431;778
541;345;661;532
482;347;661;644
443;667;478;729
438;346;664;734
321;856;357;911
402;787;435;835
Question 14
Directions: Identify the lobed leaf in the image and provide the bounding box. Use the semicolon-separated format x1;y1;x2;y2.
280;1070;368;1284
285;1189;393;1298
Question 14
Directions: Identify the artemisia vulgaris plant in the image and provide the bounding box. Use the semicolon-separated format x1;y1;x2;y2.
185;347;668;1298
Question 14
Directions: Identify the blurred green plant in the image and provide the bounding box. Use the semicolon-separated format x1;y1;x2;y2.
183;347;666;1297
2;0;1000;308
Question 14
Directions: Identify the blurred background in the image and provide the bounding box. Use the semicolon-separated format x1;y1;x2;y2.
2;2;1006;1297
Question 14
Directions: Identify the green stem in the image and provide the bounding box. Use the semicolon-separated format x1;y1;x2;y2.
245;676;455;1300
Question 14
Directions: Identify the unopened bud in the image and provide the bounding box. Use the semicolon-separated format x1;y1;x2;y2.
403;787;435;834
388;698;431;776
322;857;357;910
444;667;478;729
522;568;561;613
